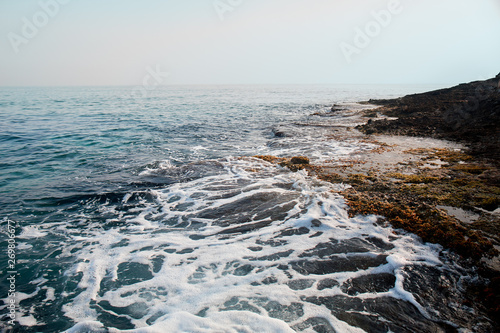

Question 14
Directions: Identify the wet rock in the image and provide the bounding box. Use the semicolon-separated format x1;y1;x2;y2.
279;227;310;237
177;248;194;254
233;264;254;276
277;264;289;271
402;264;496;332
292;317;337;333
274;131;286;137
317;278;339;290
222;297;260;314
189;234;206;240
217;220;273;234
341;273;396;295
198;192;297;227
272;128;287;137
299;238;378;258
290;156;310;165
336;312;387;333
291;255;388;275
262;300;304;322
366;236;395;250
330;104;346;112
305;295;457;333
151;255;164;273
278;156;311;172
256;239;288;247
287;279;315;290
311;219;322;227
254;249;294;261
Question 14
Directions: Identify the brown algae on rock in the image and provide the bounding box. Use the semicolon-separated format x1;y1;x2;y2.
254;155;310;172
254;143;499;326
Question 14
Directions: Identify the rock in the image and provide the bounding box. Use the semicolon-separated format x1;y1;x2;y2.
291;317;336;333
304;295;458;333
331;104;349;112
317;278;339;290
272;128;287;137
358;75;500;159
290;255;388;275
341;273;396;295
287;279;315;290
290;156;310;165
274;131;286;137
311;219;322;227
277;156;310;172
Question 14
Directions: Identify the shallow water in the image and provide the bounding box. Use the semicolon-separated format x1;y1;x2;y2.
0;85;493;332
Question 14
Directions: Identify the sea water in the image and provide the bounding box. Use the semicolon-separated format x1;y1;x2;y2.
0;85;490;332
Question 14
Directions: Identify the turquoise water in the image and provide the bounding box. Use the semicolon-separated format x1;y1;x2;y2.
0;85;426;217
1;85;487;332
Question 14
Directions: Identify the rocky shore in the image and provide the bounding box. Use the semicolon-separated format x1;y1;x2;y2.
255;74;500;329
358;74;500;161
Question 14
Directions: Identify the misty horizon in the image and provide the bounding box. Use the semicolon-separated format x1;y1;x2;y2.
1;0;500;87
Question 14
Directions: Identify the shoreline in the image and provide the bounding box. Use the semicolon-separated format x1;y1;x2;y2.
257;109;500;268
255;76;500;326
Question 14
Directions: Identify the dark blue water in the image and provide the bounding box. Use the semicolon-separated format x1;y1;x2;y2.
1;85;489;333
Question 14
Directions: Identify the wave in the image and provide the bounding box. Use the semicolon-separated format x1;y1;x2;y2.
6;156;481;332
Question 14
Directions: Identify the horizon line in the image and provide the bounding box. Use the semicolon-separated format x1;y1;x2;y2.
0;82;457;89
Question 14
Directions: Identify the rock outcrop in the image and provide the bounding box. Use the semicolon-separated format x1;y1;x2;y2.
358;75;500;161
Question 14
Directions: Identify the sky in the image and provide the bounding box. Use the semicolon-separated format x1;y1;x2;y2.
0;0;499;87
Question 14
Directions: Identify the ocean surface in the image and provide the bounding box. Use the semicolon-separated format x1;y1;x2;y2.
0;85;489;332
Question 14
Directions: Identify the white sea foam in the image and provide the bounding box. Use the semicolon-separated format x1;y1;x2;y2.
65;321;105;333
54;155;452;332
18;225;48;239
113;311;296;333
16;314;38;327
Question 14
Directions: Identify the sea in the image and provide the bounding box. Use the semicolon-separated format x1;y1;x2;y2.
0;85;492;332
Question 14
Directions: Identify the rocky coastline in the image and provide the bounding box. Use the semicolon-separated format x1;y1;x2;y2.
358;74;500;161
255;74;500;328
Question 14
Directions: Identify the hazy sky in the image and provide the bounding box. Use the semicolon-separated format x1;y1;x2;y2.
1;0;499;86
